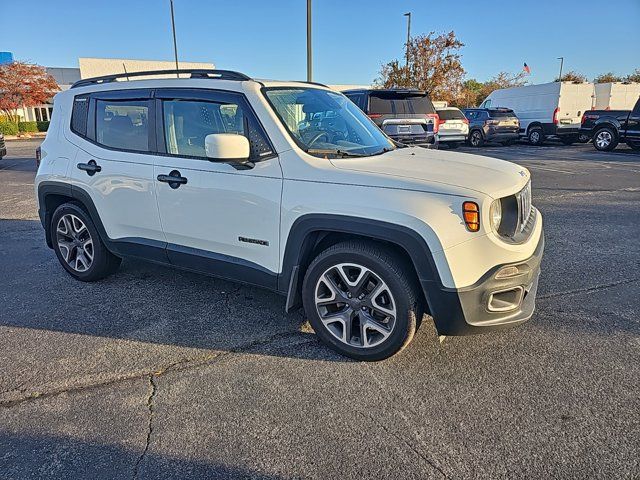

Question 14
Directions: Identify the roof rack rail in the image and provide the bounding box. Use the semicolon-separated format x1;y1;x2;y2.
71;69;251;89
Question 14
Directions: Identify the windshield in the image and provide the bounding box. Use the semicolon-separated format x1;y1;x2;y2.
263;87;395;158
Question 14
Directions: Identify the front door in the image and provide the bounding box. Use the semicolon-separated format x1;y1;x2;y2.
152;88;282;288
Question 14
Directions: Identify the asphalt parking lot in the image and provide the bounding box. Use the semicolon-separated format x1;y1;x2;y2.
1;139;639;479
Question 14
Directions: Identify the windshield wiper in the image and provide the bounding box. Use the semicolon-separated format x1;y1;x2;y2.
305;148;367;158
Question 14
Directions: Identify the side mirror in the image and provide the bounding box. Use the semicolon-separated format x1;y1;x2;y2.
205;133;252;168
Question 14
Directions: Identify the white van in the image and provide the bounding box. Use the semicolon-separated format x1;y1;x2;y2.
481;82;593;145
592;82;640;110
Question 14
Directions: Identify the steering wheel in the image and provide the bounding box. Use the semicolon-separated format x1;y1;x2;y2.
307;131;330;148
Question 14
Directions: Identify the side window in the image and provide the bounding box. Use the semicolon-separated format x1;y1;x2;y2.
162;97;273;160
71;95;90;137
96;100;150;152
482;99;492;108
466;111;476;120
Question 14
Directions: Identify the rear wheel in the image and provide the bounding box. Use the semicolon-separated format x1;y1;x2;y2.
302;240;423;361
593;127;618;151
469;130;484;147
528;126;545;145
51;203;121;282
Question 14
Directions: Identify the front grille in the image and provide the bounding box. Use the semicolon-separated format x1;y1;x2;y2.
517;181;532;232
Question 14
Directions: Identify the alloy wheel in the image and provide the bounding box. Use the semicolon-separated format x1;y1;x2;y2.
56;214;94;272
595;130;612;149
530;131;540;143
314;263;396;348
471;132;481;146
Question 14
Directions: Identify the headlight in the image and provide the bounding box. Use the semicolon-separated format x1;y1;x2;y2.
489;199;502;232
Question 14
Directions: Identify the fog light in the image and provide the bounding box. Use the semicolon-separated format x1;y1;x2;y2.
495;265;520;279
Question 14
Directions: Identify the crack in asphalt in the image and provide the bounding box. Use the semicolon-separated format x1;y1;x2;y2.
538;277;640;300
132;374;157;480
0;329;306;409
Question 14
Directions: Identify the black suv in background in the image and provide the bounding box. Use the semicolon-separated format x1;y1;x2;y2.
343;89;438;146
462;108;520;147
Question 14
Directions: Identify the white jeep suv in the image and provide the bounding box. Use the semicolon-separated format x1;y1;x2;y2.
35;69;544;361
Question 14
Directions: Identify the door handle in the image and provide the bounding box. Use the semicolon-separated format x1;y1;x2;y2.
157;170;188;189
77;160;101;176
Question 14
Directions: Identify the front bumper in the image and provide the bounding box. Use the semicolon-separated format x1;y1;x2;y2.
423;231;544;335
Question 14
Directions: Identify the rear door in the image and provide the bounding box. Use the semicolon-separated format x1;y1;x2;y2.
436;109;468;136
66;90;166;256
488;109;519;133
558;83;593;127
151;88;282;285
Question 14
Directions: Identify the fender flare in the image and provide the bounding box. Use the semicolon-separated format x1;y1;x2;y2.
279;214;445;312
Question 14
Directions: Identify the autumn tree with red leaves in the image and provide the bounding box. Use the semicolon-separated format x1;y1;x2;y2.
0;62;59;123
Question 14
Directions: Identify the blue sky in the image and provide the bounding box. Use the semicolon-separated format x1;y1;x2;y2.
1;0;638;85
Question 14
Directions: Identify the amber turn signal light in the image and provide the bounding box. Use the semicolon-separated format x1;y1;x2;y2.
463;201;480;232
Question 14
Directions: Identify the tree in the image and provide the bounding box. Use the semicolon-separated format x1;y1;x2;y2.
555;71;587;82
376;31;465;104
594;72;622;83
625;69;640;83
0;61;59;123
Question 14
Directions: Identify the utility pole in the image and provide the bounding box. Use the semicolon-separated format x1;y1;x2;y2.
170;0;180;78
557;56;564;82
307;0;312;82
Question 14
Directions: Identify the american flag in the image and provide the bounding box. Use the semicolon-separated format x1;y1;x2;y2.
523;63;531;74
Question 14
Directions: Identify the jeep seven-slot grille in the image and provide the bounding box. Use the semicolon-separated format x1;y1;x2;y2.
518;181;532;232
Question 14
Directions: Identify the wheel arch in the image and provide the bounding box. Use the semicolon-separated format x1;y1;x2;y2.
279;215;442;313
526;122;543;134
38;181;110;250
593;121;620;138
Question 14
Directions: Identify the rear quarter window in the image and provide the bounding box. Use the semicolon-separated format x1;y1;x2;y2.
71;95;90;137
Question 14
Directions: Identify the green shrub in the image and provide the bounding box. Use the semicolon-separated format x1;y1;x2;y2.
0;121;19;135
36;121;50;132
18;121;38;133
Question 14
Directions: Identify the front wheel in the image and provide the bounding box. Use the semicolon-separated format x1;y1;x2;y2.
469;130;484;147
302;241;423;361
593;127;618;151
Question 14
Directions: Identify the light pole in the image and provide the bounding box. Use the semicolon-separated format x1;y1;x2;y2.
404;12;411;68
170;0;179;77
307;0;312;82
557;56;564;82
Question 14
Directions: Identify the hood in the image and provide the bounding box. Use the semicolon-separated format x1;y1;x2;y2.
330;147;530;199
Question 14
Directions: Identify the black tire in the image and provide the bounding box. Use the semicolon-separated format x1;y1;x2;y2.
302;240;423;361
527;126;545;145
51;203;121;282
592;127;618;151
469;130;484;147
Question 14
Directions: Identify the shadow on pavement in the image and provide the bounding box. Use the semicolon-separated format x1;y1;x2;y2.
0;432;287;480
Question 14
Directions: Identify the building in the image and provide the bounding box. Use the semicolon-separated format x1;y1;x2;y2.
14;57;215;122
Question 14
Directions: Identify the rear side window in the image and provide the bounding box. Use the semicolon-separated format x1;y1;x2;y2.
71;95;90;137
96;100;150;152
162;98;273;160
437;109;465;120
369;93;436;115
488;109;516;118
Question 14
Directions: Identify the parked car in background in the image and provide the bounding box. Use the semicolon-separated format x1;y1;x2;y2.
343;89;439;146
0;132;6;159
436;107;469;148
462;108;520;147
481;81;593;145
580;96;640;151
35;69;543;360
